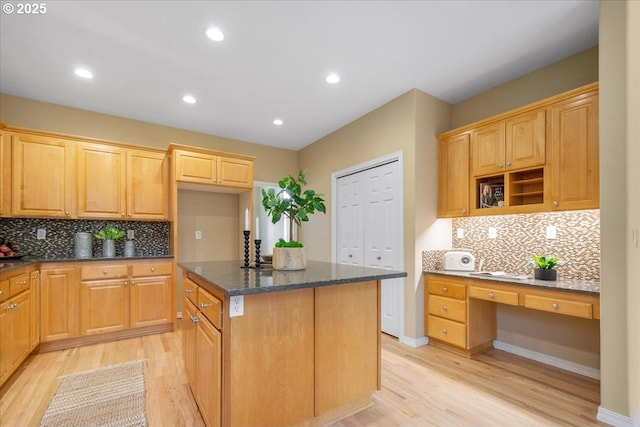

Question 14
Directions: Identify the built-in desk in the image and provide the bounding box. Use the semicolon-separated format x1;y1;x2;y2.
423;271;600;357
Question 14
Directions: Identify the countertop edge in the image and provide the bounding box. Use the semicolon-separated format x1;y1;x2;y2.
0;255;175;275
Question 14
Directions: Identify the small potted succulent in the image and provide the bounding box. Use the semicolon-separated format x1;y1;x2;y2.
262;170;326;270
528;255;566;281
94;226;125;258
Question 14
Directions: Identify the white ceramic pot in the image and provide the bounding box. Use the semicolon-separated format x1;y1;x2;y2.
272;247;307;270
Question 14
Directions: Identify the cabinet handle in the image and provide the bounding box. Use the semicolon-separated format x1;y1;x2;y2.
442;287;448;293
442;305;448;311
488;293;494;298
150;267;155;272
190;316;200;323
18;280;27;285
31;274;38;279
376;256;381;260
200;302;212;309
497;162;503;168
185;289;194;294
552;200;559;207
0;290;3;295
551;303;559;309
506;161;512;167
348;254;353;258
442;329;448;334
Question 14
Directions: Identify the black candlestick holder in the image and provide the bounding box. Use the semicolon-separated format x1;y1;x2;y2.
254;239;262;268
242;230;251;268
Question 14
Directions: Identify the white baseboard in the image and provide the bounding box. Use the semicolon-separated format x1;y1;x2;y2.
493;340;600;380
400;335;429;348
597;406;634;427
176;311;182;319
634;408;640;427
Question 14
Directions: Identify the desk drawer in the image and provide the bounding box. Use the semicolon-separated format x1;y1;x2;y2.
81;264;128;280
469;286;518;306
427;279;466;300
428;295;466;323
524;294;593;319
428;315;466;348
198;287;222;329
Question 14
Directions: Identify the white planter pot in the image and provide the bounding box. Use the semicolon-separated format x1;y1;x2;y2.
272;247;307;270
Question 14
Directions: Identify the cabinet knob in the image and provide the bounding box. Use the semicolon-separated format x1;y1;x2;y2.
150;267;155;272
442;329;448;334
551;303;559;309
103;270;108;275
185;289;194;294
128;213;132;217
0;290;3;295
348;254;353;258
506;161;512;167
488;293;494;298
65;210;70;215
461;208;467;214
131;281;135;286
552;200;559;207
121;213;126;217
442;287;448;293
442;305;448;311
497;162;503;168
190;316;200;323
376;256;381;261
200;302;212;309
32;274;38;279
19;280;27;285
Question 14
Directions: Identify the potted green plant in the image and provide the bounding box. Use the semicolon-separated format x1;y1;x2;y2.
94;226;125;258
528;255;566;281
262;170;326;270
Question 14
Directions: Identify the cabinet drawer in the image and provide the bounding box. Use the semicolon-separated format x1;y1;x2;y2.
524;294;593;319
427;279;466;300
428;295;466;323
198;288;222;330
0;279;9;303
9;272;30;297
183;277;198;306
81;264;128;280
427;315;466;348
131;261;172;277
468;286;518;306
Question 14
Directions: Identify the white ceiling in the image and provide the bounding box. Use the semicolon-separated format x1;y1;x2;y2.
0;1;599;150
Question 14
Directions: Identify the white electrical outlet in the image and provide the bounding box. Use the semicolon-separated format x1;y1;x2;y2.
546;225;557;239
229;295;244;317
36;228;46;240
195;230;202;240
127;230;135;239
488;227;497;239
457;228;464;239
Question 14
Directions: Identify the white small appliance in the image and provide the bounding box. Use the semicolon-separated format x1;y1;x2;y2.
443;251;476;271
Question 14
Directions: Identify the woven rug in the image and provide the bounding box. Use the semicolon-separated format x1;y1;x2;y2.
39;360;147;427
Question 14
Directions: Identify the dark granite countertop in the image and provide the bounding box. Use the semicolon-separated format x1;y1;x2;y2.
179;260;407;296
424;269;600;295
0;255;174;274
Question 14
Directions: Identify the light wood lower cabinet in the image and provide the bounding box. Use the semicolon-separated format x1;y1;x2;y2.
29;270;40;350
79;278;130;335
41;265;77;342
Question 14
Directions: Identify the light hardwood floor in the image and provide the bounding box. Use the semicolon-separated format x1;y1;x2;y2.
1;324;604;427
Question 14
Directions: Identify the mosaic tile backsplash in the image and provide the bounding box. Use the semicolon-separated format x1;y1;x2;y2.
0;218;170;259
423;209;600;281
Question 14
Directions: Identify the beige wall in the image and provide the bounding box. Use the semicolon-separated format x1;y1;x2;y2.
299;89;451;340
451;46;598;128
600;0;640;421
0;93;298;183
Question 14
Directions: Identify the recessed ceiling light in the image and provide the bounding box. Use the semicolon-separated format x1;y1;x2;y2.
273;119;284;126
74;68;93;79
182;95;196;104
206;27;224;42
325;73;340;84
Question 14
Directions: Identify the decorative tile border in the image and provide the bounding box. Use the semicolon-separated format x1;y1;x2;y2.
423;209;600;281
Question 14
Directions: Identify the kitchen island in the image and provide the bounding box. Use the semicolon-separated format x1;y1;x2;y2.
179;260;407;427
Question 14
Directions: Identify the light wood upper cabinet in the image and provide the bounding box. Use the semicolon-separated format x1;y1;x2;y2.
0;129;10;217
472;110;545;177
173;148;254;189
77;143;168;220
12;133;75;218
438;133;470;217
549;91;599;210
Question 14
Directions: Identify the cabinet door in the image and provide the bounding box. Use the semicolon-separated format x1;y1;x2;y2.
30;270;40;350
438;133;470;217
40;266;77;342
0;298;9;382
0;290;31;386
12;133;75;217
0;130;10;217
196;316;222;427
471;122;505;176
127;149;168;220
218;156;253;188
79;279;129;335
505;109;545;170
183;297;197;391
77;142;127;219
129;275;172;328
549;92;599;210
175;150;217;184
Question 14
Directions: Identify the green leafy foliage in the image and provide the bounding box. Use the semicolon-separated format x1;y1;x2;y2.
274;238;304;248
261;170;326;245
528;255;566;270
94;226;125;240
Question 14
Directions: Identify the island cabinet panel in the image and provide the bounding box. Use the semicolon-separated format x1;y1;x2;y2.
196;309;222;427
229;288;315;427
314;280;380;415
182;297;198;390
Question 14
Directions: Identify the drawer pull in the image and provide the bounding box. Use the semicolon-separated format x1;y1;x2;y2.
0;290;3;295
190;316;200;323
200;302;212;309
151;267;155;272
488;293;494;298
18;280;27;285
130;281;135;286
103;270;108;275
552;303;559;309
185;289;194;294
442;305;448;311
442;287;448;293
442;329;448;334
